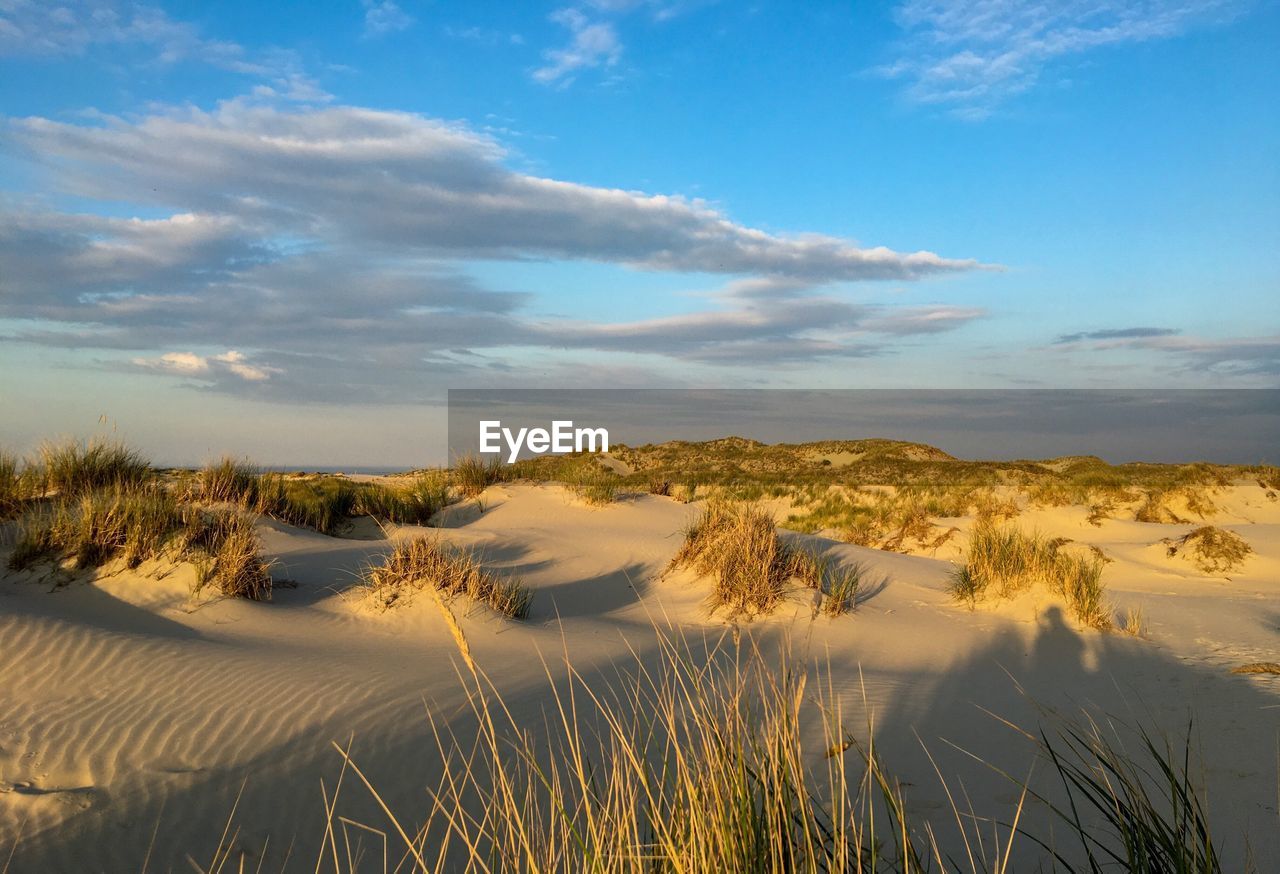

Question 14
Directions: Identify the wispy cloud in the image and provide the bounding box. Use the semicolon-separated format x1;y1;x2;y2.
531;1;701;86
1047;328;1280;380
878;0;1247;118
533;8;623;85
0;0;329;101
361;0;414;38
1105;333;1280;377
1054;326;1180;344
132;350;276;382
444;25;525;47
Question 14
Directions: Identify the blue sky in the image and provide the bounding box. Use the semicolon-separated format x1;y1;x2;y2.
0;0;1277;464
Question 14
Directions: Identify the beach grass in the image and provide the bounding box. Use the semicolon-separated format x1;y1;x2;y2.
950;523;1111;629
7;483;274;600
311;626;1223;873
184;510;274;600
1169;526;1252;575
362;536;531;619
670;502;818;616
0;450;39;520
453;453;504;498
35;437;152;496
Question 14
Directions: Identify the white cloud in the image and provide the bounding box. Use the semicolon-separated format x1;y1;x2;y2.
879;0;1246;117
534;8;623;85
861;305;986;335
132;349;276;382
10;102;985;282
362;0;414;38
0;0;329;102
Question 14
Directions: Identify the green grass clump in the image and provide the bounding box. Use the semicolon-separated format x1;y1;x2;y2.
669;502;818;616
10;483;182;570
386;473;453;524
194;456;261;504
261;478;359;535
363;536;531;619
950;524;1111;629
564;462;618;506
454;453;504;498
185;510;273;600
0;450;40;520
820;560;863;617
6;485;273;600
1031;714;1220;872
1168;526;1252;575
196;461;453;535
36;437;151;496
350;474;452;526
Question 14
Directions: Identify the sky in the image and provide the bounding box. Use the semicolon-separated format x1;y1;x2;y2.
0;0;1277;465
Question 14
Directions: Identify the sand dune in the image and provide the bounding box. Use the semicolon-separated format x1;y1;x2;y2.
1;479;1278;870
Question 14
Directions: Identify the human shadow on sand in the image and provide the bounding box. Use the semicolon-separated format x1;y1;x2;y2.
845;605;1280;870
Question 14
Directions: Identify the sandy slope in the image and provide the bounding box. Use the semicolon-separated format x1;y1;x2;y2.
1;482;1277;871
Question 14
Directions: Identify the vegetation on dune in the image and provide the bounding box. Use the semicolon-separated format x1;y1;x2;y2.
35;437;152;496
563;460;618;505
190;458;453;534
669;502;818;616
307;628;1224;873
7;483;273;600
185;510;274;600
818;557;863;617
0;449;40;520
668;502;866;618
1167;526;1252;575
453;452;504;498
362;536;532;619
950;523;1111;629
193;456;262;505
783;485;1015;554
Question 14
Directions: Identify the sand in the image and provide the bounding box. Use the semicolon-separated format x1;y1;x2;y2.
1;481;1278;870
